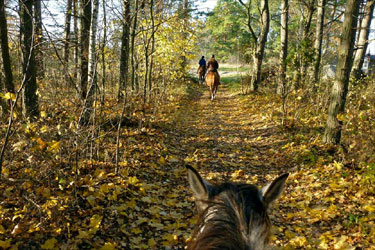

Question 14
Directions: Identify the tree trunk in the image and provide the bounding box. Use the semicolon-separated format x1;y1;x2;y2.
277;0;288;96
64;0;73;82
0;0;14;94
79;0;98;126
101;0;106;102
20;0;39;118
131;0;139;91
313;0;326;84
73;0;79;82
298;0;315;87
148;0;155;97
250;0;269;92
79;0;92;99
323;0;360;144
352;0;375;79
34;0;43;79
118;0;131;99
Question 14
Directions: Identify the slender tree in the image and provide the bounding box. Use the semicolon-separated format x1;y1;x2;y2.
80;0;92;99
100;0;107;102
239;0;270;92
0;0;14;94
79;0;99;125
131;0;139;91
352;0;375;79
64;0;73;80
313;0;326;84
73;0;79;82
278;0;288;96
323;0;361;144
20;0;39;118
118;0;131;99
34;0;43;79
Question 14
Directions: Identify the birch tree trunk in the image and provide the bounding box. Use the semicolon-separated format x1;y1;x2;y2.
323;0;360;144
79;0;98;125
0;0;14;94
250;0;269;92
20;0;39;118
118;0;131;99
277;0;288;96
352;0;375;79
313;0;326;84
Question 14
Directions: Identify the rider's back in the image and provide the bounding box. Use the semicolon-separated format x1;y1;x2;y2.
206;58;219;71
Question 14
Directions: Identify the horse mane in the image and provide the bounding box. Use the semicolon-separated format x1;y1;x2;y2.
187;183;271;250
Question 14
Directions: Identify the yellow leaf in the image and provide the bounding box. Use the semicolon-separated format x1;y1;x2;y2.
100;242;116;250
40;238;57;250
89;214;102;234
77;229;90;239
363;205;375;213
1;167;10;178
333;235;350;249
125;199;136;209
3;92;16;101
40;125;48;133
48;141;60;153
289;236;307;247
131;228;142;234
0;225;6;234
40;111;47;118
158;156;166;165
0;239;12;249
148;238;156;247
127;176;139;185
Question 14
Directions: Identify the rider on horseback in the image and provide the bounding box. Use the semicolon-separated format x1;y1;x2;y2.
206;54;219;72
199;56;206;68
206;54;220;84
198;56;206;74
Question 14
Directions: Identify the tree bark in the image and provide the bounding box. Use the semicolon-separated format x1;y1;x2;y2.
0;0;14;94
352;0;375;79
79;0;98;126
278;0;288;96
64;0;73;77
118;0;131;99
73;0;79;82
79;0;92;99
250;0;269;92
131;0;139;91
313;0;326;84
34;0;43;79
101;0;106;102
20;0;39;118
323;0;360;144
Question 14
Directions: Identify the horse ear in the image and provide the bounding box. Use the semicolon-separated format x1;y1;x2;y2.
186;165;210;200
261;173;289;207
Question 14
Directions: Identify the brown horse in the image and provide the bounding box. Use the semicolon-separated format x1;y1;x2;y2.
205;70;220;100
197;66;206;84
186;165;288;250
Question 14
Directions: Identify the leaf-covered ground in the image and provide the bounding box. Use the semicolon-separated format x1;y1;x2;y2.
1;74;375;249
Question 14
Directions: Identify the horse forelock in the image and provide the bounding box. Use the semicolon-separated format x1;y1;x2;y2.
188;183;271;250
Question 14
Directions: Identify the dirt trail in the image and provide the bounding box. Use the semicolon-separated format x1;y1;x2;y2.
162;82;290;182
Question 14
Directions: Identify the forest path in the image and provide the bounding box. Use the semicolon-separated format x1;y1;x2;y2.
150;79;297;248
162;81;291;181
